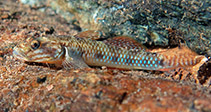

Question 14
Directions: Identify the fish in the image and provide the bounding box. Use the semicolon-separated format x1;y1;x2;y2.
13;33;208;71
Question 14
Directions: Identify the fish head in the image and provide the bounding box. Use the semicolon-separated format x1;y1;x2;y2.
13;36;65;65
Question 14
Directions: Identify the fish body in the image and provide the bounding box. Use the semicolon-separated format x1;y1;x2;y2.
13;35;207;71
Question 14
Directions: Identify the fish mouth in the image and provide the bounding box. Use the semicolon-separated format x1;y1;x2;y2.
13;47;29;61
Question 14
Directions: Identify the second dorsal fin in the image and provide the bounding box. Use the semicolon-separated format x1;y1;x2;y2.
103;36;147;50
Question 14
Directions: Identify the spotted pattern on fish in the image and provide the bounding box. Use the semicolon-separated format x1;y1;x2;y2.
13;35;207;71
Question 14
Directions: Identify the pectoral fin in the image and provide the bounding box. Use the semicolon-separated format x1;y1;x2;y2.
62;47;89;69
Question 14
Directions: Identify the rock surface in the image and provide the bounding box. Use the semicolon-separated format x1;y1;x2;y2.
0;0;210;111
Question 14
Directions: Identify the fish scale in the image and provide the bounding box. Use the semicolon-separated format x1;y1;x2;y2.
60;36;164;70
13;35;207;71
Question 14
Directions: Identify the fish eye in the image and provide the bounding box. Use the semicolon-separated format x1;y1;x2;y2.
31;40;40;50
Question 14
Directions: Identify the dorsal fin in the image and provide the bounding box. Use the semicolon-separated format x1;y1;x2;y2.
74;30;102;40
103;36;147;50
